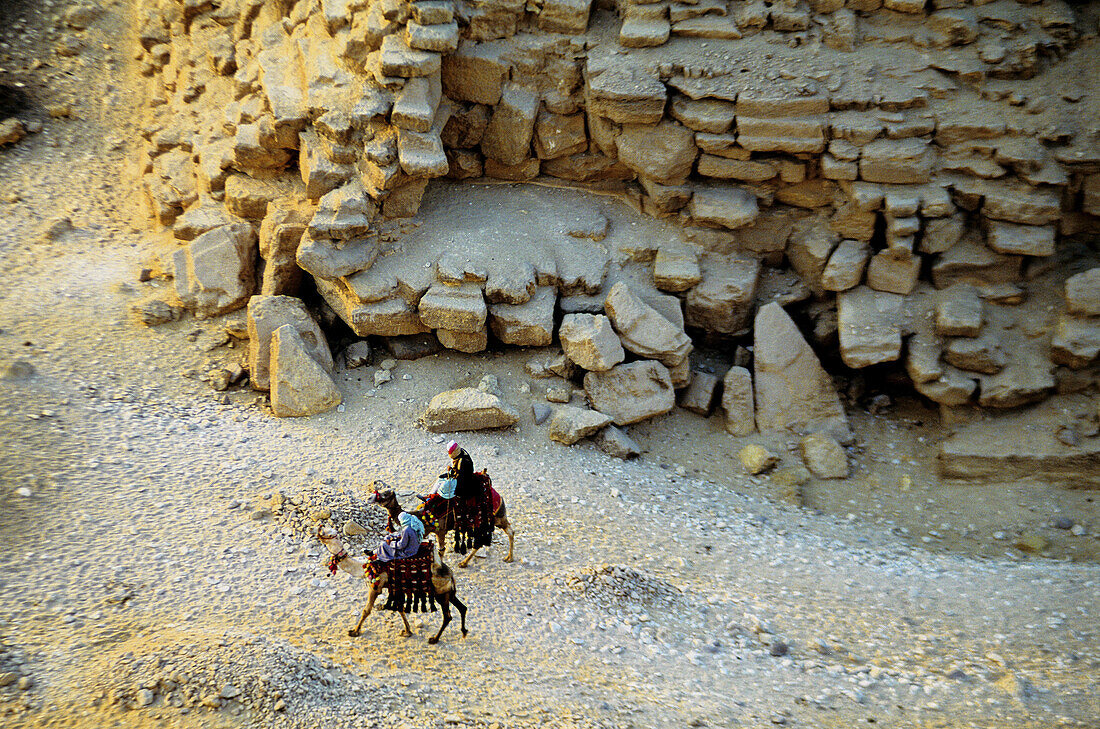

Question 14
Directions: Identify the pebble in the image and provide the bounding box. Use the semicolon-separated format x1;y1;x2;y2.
1054;517;1074;530
17;676;33;691
1070;524;1086;536
136;688;155;706
15;487;32;497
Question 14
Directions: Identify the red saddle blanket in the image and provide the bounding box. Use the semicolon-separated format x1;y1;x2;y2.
368;543;436;613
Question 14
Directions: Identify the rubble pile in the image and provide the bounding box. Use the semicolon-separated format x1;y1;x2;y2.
130;0;1098;424
554;563;684;606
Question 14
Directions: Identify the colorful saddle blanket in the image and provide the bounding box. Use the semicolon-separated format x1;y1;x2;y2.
368;543;436;613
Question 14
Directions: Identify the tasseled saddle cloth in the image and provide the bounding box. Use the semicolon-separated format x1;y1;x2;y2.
367;543;436;613
452;471;496;555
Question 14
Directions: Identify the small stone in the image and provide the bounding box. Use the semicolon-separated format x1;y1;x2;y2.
380;358;398;370
17;676;33;691
1070;524;1086;536
15;487;32;497
1053;517;1074;530
546;384;571;403
220;684;240;700
136;689;155;707
274;698;286;711
1056;427;1080;447
374;369;392;387
1015;533;1049;553
4;360;35;379
532;403;551;424
739;444;779;474
343;519;369;536
343;341;372;369
0;672;16;687
769;640;789;656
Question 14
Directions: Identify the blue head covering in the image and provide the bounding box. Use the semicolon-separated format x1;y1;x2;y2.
398;511;425;541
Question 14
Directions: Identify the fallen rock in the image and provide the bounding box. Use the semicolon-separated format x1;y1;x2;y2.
684;257;761;336
130;296;183;326
173;223;257;317
944;334;1006;375
548;405;613;445
0;118;27;146
754;302;851;442
583;360;675;425
605;282;692;367
558;313;625;372
721;365;755;436
488;287;555;346
270;325;342;417
1065;268;1100;316
248;295;333;392
595;425;641;459
421;388;520;432
343;341;372;368
800;432;848;479
679;371;719;416
739;444;779;474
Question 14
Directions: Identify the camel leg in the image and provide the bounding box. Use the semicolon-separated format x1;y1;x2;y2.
428;592;452;644
349;585;381;637
398;610;412;637
457;548;478;568
451;593;468;637
435;530;447;559
496;514;515;563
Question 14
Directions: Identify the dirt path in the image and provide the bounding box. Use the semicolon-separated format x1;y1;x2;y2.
0;2;1098;728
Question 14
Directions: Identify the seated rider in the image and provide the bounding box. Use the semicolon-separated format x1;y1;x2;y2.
418;440;474;510
372;512;425;562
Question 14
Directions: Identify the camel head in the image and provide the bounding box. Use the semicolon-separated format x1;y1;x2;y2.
367;481;396;506
316;525;344;555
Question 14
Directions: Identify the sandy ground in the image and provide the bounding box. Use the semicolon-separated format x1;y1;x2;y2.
0;1;1099;728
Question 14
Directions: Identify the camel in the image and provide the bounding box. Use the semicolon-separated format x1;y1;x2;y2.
316;526;468;644
367;479;515;568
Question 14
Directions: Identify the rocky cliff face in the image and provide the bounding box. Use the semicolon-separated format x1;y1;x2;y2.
132;0;1099;416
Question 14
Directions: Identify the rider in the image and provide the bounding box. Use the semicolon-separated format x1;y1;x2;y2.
372;511;425;562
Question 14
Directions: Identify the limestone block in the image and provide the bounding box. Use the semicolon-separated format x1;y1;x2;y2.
437;327;488;353
787;218;839;296
481;84;539;166
405;20;459;53
605;281;692;367
296;232;379;280
697;156;777;181
621;11;671;48
653;244;702;292
930;239;1022;289
538;0;593;34
392;73;443;132
920;214;965;254
639;176;692;213
985;221;1056;257
672;15;743;39
837;286;904;369
736;91;830;118
173;203;234;242
977;354;1055;409
1065;268;1100;316
736;117;826;154
548;406;613;445
397;121;450;178
173;223;257;318
595;425;642;459
1083;175;1100;216
422;387;520;432
419;283;487;333
442;104;491;148
685;258;761;335
668;357;692;389
822;7;857;51
412;1;455;24
680;372;719;415
982;183;1061;225
915;366;977;406
299;130;353;199
233;120;292;172
754;302;850;441
259;200;308;295
488;286;556;346
616;121;697;184
583;360;676;425
775;180;835;209
694;133;745;158
721;366;755;436
944;334;1006;375
739;444;778;475
382;177;430;219
821;240;871;292
821;155;858;180
441;41;507;105
307;180;376;240
534;111;588;160
270;325;342;417
859;139;934;184
689;186;760;230
866;251;920;295
247;295;333;392
905;332;943;385
800;432;848;479
935;284;983;337
559;313;626;372
224;174;297;220
1051;314;1100;369
542;154;636;183
484;157;540;181
830;203;876;242
380;34;441;77
670;97;735;134
585;65;666;125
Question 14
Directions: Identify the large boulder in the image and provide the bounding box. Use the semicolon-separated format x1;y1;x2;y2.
558;313;625;372
173;222;257;318
721;365;755;436
604;282;692;367
270;325;342;418
754;302;850;441
421;388;520;432
837;286;905;369
548;405;613;445
488;287;556;346
583;360;675;425
248;295;333;392
685;257;761;336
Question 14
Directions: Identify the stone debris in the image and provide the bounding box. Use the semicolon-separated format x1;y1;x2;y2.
594;425;642;459
548;405;613;445
739;444;779;475
421;387;520;432
799;432;849;479
558;313;625;373
583;360;676;426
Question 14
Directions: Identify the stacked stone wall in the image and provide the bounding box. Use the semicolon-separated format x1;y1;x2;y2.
133;0;1099;413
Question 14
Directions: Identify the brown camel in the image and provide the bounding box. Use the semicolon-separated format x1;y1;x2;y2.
367;479;515;568
317;526;468;644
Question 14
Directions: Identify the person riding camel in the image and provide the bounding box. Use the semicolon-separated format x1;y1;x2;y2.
414;441;494;555
372;511;426;563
